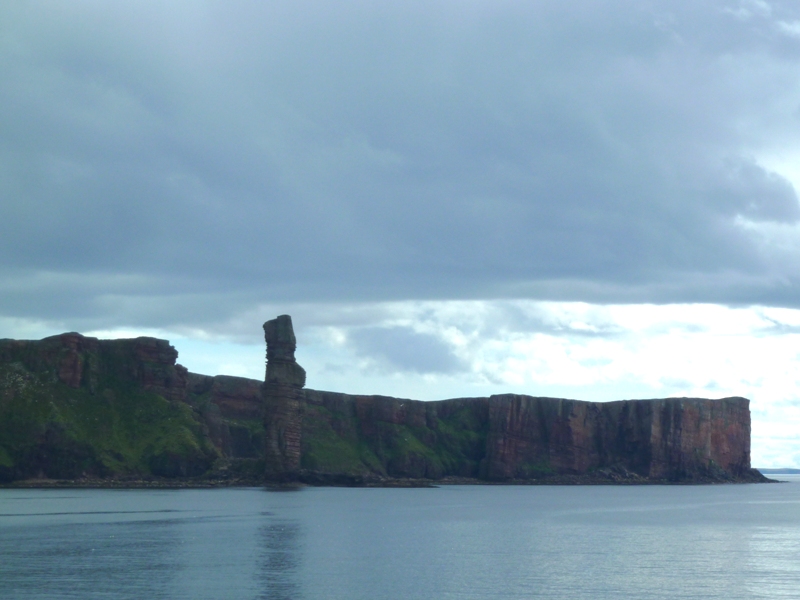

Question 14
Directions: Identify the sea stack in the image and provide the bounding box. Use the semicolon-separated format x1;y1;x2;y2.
0;320;768;485
262;315;306;482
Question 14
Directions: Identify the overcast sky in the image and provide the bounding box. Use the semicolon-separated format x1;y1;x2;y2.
3;1;800;466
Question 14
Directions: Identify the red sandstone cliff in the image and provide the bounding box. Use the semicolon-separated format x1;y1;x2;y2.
0;332;188;401
185;373;264;459
0;333;219;481
295;390;759;483
0;327;767;484
483;395;753;481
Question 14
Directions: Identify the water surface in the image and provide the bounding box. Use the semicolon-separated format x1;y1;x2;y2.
2;478;800;599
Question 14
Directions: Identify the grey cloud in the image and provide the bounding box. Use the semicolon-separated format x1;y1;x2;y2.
709;158;800;223
348;326;466;374
452;302;627;339
3;1;800;333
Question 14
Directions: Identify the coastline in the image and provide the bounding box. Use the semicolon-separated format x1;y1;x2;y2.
1;468;776;489
2;329;769;489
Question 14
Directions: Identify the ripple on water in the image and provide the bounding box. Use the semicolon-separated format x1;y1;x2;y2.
1;483;800;599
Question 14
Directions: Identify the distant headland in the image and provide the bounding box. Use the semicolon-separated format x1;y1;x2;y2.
0;315;771;486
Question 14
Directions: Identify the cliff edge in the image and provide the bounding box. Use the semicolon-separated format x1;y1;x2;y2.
0;319;770;485
0;333;216;481
262;316;767;484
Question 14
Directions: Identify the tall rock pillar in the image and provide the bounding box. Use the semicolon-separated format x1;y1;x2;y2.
263;315;306;481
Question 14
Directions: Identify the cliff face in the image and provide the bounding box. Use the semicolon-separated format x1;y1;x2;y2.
0;333;255;482
0;332;188;400
255;316;763;484
185;373;264;459
300;390;488;480
0;324;765;485
483;395;752;481
292;392;757;483
648;397;751;479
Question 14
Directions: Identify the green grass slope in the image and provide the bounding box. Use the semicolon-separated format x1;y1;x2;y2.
300;394;490;480
0;349;218;482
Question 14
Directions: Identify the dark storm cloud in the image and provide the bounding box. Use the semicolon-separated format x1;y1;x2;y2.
3;0;800;331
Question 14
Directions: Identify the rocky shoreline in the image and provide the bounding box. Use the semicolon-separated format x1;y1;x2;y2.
2;466;775;489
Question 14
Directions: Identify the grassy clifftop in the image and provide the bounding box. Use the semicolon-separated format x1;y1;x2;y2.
1;332;766;486
300;391;490;481
0;334;233;482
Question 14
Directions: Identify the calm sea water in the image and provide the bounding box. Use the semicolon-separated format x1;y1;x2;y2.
1;478;800;599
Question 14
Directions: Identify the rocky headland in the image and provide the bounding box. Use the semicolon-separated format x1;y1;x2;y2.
0;317;771;486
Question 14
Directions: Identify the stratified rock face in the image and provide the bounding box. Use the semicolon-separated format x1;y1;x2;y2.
300;390;489;480
263;315;305;480
187;373;263;420
185;373;265;459
53;333;97;388
483;395;752;481
648;397;751;479
264;315;306;388
0;333;187;400
0;333;216;481
294;391;756;483
0;322;762;485
124;337;188;403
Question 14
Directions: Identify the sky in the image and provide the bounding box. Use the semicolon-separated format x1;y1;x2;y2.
2;0;800;467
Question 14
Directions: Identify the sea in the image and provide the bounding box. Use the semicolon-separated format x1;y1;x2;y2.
1;477;799;600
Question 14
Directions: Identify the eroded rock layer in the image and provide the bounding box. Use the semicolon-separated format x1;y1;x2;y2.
483;395;752;481
0;333;216;481
0;332;188;400
262;315;305;481
288;390;760;483
0;326;766;485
